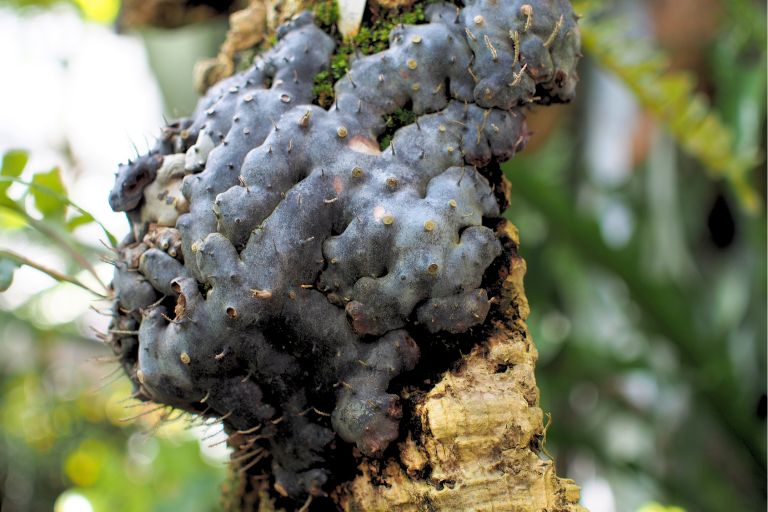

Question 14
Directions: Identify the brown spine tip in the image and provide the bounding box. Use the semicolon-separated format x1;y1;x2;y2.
299;110;312;127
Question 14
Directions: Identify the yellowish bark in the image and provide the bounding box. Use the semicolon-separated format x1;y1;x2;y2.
193;0;310;92
226;221;586;511
333;220;586;512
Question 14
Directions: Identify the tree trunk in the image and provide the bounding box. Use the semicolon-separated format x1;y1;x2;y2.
227;218;586;511
332;219;586;512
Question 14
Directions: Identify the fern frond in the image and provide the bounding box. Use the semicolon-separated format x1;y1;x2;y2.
574;0;762;213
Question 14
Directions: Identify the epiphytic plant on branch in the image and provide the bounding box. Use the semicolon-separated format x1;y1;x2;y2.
106;0;584;509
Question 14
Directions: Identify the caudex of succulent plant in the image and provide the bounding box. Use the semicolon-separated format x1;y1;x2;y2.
106;0;582;508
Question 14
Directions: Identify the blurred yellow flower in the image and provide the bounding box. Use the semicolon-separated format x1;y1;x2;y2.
73;0;120;24
64;439;107;487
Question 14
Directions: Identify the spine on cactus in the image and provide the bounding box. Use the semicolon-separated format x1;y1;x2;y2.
106;1;585;509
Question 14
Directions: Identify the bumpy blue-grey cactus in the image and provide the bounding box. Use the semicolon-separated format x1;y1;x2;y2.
108;0;579;501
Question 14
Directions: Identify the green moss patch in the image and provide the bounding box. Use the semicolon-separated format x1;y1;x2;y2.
311;0;428;108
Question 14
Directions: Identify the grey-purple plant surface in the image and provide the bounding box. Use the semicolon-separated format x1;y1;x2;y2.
107;0;580;499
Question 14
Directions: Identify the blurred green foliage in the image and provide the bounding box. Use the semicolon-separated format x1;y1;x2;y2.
0;152;228;510
0;150;114;298
505;1;765;510
0;315;226;511
574;0;765;213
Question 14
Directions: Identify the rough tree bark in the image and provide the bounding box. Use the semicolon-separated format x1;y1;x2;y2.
332;222;585;512
226;221;587;511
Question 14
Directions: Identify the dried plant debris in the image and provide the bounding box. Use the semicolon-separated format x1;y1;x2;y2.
107;1;580;502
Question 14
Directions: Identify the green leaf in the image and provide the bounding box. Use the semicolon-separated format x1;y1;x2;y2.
0;175;118;247
1;150;28;178
0;256;20;292
0;207;26;230
103;228;118;247
0;150;28;202
30;167;67;221
66;211;95;231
